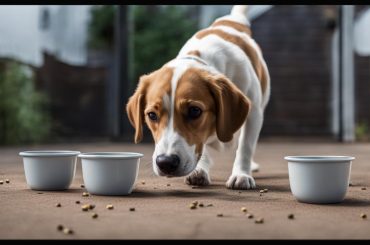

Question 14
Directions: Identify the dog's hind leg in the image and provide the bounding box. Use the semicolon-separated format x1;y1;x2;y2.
185;147;212;186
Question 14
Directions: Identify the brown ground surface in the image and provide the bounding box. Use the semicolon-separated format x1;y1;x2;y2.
0;139;369;239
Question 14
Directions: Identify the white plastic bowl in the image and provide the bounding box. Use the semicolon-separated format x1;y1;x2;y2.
19;150;80;190
79;152;143;196
285;156;354;204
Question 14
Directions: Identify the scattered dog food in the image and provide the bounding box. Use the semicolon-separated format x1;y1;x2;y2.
217;213;223;217
5;179;10;184
63;228;73;235
199;203;204;207
259;190;264;193
207;204;213;207
189;204;197;210
167;184;171;186
246;213;254;219
238;191;242;194
80;184;85;188
82;192;89;197
288;214;295;219
57;225;64;231
129;207;135;212
56;203;62;207
106;204;114;210
141;181;146;185
349;182;354;186
92;213;98;219
255;218;264;224
75;201;80;204
0;180;3;185
241;207;247;213
361;187;367;190
192;201;198;206
264;188;268;192
361;213;367;219
89;204;95;210
81;204;90;211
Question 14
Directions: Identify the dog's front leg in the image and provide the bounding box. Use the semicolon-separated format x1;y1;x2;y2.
226;105;263;189
185;147;212;186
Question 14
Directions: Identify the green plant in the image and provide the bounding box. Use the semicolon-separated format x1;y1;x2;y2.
87;5;198;81
87;5;116;50
132;5;197;81
0;61;51;145
355;121;369;142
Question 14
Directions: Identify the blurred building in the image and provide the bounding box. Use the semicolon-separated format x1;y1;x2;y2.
0;5;369;141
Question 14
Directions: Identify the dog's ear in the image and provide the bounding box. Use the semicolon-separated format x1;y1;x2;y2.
126;75;150;143
205;74;251;142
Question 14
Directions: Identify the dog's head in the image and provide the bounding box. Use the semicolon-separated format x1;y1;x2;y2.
126;62;250;177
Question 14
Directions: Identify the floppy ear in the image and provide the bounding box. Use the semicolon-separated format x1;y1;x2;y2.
126;75;150;143
205;74;251;142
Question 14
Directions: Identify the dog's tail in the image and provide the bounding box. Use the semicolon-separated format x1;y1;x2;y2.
231;5;248;17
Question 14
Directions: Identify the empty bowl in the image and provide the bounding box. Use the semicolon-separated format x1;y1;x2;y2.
285;155;354;204
78;152;143;196
19;150;80;191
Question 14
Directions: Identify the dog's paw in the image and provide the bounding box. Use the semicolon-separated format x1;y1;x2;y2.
185;168;211;186
226;173;256;190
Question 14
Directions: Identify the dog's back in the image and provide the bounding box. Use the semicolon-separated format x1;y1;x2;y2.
178;5;270;108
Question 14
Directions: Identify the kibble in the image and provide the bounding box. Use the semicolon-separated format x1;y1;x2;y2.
192;201;198;206
81;204;90;211
56;203;62;207
141;181;146;185
361;213;367;219
246;213;254;219
199;203;204;207
349;182;354;186
92;213;98;219
82;192;89;197
63;228;73;235
255;218;264;224
80;184;85;188
5;179;10;184
189;204;197;210
241;207;247;213
89;204;95;210
288;214;295;219
106;204;114;210
57;225;64;231
207;204;213;207
217;213;223;217
167;183;171;186
263;188;268;193
129;207;135;212
259;190;265;193
361;187;367;190
0;180;3;185
75;200;80;204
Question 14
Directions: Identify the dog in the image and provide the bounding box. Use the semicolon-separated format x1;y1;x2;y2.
126;5;270;189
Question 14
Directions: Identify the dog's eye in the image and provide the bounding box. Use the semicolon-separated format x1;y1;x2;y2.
147;112;158;122
188;106;202;120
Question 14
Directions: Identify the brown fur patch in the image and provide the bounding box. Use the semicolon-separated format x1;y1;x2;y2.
211;19;252;36
174;67;250;156
187;50;201;57
126;66;173;143
196;28;268;96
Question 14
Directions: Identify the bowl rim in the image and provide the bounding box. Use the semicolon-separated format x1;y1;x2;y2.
284;155;355;162
78;152;144;159
19;150;81;157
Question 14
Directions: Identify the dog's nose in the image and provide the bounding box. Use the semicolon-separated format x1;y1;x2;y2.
156;154;180;174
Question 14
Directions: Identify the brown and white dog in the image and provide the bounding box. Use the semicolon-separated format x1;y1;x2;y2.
126;5;270;189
